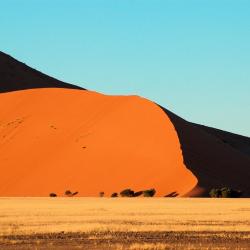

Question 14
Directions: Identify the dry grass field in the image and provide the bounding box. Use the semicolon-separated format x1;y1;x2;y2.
0;198;250;249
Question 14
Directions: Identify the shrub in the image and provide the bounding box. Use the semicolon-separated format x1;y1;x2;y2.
221;187;233;198
120;189;135;197
134;191;143;197
221;187;242;198
231;190;243;198
209;188;221;198
209;187;242;198
111;192;118;198
49;193;57;197
99;192;105;197
164;191;178;197
65;190;72;197
143;189;156;197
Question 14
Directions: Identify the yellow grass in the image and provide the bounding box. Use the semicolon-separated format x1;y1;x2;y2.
0;198;250;236
128;243;168;249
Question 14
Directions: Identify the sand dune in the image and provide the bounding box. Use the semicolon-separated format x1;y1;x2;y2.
0;89;197;196
0;51;249;197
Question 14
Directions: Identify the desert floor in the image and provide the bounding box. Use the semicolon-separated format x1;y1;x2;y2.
0;198;250;249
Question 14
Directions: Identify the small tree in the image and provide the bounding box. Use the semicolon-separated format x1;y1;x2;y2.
120;189;134;197
111;192;118;198
143;189;156;197
49;193;57;197
99;192;105;197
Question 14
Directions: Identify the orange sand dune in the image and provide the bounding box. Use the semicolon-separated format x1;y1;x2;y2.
0;88;197;197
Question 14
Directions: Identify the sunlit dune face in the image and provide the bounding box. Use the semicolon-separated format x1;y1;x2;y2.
0;88;197;197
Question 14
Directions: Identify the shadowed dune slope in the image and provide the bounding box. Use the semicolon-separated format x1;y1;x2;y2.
161;108;250;197
196;124;250;157
0;88;197;196
0;51;83;93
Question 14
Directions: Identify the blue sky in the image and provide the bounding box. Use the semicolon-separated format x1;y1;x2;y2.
1;0;250;136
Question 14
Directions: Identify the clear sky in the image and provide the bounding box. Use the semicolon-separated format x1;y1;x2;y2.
1;0;249;136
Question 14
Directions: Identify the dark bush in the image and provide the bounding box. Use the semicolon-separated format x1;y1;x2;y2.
209;188;221;198
221;187;233;198
120;189;135;197
143;189;156;197
221;187;242;198
209;187;242;198
231;190;243;198
164;191;179;197
99;192;105;197
49;193;57;197
134;191;143;197
72;191;79;196
111;192;118;198
65;190;72;197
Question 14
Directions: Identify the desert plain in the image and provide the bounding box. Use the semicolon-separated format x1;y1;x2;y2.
0;197;250;249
